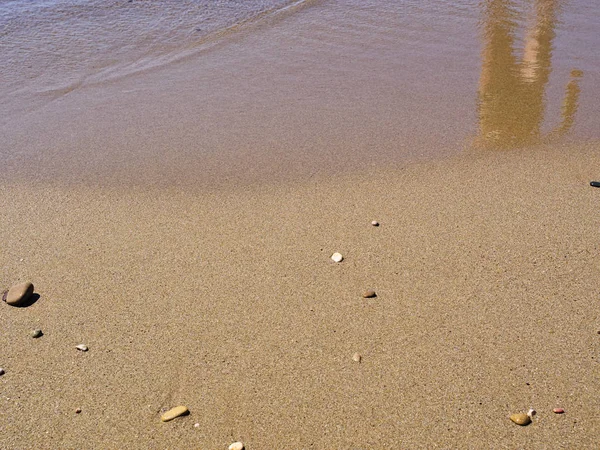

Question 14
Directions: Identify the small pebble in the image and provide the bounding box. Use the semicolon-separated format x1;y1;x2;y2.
510;413;531;426
362;290;377;298
194;423;200;428
371;220;379;226
75;408;82;414
590;181;600;187
0;368;4;376
352;352;362;363
3;282;34;306
31;329;43;338
161;405;189;422
76;344;88;352
553;408;565;414
229;442;245;450
527;408;536;418
331;252;343;263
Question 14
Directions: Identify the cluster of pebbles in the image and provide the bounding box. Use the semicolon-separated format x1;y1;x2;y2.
1;282;88;377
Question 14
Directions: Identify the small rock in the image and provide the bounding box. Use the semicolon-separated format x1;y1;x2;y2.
527;408;536;418
75;408;82;414
362;290;376;298
161;405;189;422
371;220;379;227
31;329;43;338
590;181;600;187
229;442;245;450
331;252;343;263
553;408;565;414
0;368;4;376
76;344;88;352
510;413;531;426
352;352;362;363
194;423;200;428
3;282;34;306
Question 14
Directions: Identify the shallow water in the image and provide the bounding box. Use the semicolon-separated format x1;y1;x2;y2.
1;0;599;187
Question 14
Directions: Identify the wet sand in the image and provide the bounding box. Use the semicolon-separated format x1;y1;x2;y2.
2;141;600;448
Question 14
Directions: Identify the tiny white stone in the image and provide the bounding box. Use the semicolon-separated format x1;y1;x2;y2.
229;442;244;450
0;368;4;376
527;408;536;418
331;252;343;263
76;344;89;352
371;220;379;226
194;423;200;428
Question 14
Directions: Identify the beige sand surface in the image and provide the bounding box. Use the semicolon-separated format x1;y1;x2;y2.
1;141;599;448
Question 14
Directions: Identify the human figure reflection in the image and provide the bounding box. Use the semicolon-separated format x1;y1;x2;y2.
476;0;582;149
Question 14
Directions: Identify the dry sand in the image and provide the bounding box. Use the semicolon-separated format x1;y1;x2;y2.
1;140;599;448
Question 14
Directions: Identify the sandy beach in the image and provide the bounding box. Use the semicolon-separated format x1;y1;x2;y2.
2;0;600;448
2;141;599;448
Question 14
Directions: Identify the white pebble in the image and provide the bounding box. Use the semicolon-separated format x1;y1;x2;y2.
76;344;88;352
331;252;343;263
229;442;244;450
371;220;379;226
0;368;4;376
527;408;536;418
194;423;200;428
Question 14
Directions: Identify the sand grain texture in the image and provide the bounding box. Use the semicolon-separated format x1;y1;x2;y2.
1;142;599;448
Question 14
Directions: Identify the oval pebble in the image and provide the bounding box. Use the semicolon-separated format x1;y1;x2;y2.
527;408;536;418
229;442;245;450
371;221;380;226
3;282;34;307
553;408;565;414
76;344;88;352
352;352;362;363
0;368;4;376
331;252;343;263
362;290;377;298
31;329;43;338
161;405;189;422
510;413;531;426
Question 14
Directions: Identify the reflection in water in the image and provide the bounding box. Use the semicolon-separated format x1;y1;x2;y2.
476;0;582;148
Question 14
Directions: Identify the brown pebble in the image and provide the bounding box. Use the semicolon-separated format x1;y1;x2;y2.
352;352;362;363
161;405;189;422
553;408;565;414
3;282;34;306
510;413;531;426
362;290;377;298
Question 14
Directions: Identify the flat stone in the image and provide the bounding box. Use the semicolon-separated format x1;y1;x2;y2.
30;329;43;338
510;413;531;426
362;290;377;298
3;282;34;306
76;344;88;352
352;352;362;363
331;252;343;263
161;405;189;422
371;220;380;226
229;442;245;450
553;408;565;414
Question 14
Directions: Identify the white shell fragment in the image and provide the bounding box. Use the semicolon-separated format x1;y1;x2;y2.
229;442;245;450
76;344;89;352
331;252;343;263
527;408;536;418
